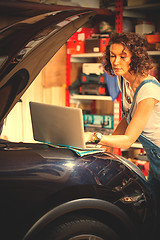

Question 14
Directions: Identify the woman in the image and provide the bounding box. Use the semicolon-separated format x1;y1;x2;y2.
86;32;160;186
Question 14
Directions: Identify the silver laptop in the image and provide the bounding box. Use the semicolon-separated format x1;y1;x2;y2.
29;102;86;149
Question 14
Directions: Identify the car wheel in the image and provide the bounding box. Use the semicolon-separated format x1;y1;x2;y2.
46;215;120;240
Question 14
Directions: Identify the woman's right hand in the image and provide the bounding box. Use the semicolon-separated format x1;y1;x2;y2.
84;132;94;143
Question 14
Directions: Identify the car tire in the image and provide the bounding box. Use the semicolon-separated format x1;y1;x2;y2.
46;215;120;240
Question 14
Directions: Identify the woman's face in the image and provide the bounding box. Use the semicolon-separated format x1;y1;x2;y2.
110;43;132;77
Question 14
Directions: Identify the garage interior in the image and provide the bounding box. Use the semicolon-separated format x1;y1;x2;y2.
0;0;160;180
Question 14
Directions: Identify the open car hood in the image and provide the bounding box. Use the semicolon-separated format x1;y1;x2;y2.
0;3;95;125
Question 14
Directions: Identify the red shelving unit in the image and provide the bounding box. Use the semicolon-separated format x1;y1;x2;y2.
66;54;71;107
65;0;123;155
115;0;123;33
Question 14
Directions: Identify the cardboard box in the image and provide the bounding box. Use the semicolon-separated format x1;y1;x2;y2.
55;0;100;8
71;0;100;8
135;23;155;34
42;44;66;87
127;0;149;6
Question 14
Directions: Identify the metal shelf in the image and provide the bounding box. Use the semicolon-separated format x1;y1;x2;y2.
71;53;103;58
71;51;160;61
148;51;160;56
70;94;112;101
71;53;103;63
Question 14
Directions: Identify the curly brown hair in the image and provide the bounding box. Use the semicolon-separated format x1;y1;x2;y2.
104;32;153;76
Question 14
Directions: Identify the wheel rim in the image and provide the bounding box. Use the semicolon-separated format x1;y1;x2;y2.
69;234;104;240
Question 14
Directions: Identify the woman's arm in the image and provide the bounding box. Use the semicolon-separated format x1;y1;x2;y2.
99;98;158;149
84;116;128;143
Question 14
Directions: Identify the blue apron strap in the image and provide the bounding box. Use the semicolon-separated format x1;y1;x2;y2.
127;79;160;123
120;77;126;117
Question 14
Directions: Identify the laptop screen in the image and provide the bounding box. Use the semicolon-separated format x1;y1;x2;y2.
29;102;86;149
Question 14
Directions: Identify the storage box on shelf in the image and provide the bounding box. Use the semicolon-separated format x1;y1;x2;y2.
69;70;108;96
127;0;150;7
135;23;155;35
83;114;114;129
82;63;104;75
67;40;85;55
85;35;110;53
84;115;114;136
67;27;97;54
146;34;160;44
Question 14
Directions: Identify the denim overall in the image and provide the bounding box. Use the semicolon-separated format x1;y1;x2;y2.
121;78;160;187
